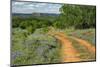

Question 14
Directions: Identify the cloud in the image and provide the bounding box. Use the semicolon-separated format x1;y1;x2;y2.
12;1;62;14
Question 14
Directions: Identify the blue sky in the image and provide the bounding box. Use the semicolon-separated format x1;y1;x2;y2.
12;1;62;14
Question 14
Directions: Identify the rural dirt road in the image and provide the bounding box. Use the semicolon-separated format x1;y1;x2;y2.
55;32;81;62
71;37;95;53
48;32;95;62
48;32;81;62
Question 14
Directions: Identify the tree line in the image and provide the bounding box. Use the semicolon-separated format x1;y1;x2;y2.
12;4;96;33
55;4;96;29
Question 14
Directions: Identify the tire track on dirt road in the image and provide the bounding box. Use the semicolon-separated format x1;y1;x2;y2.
71;37;96;53
49;32;81;62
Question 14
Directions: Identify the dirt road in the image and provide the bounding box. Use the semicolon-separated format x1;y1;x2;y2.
71;37;95;53
51;32;81;62
48;32;95;62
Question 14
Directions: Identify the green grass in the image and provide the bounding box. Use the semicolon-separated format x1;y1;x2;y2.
12;27;96;65
12;28;61;65
64;28;96;45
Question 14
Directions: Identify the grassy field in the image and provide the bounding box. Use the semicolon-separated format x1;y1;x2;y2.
11;2;96;66
65;28;96;45
12;28;61;65
12;28;96;65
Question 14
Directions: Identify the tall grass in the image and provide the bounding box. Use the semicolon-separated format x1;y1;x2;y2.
12;28;61;65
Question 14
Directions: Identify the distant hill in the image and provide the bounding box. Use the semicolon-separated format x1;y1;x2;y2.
12;13;60;18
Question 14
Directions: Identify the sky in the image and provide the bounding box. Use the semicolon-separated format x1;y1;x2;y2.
12;1;62;14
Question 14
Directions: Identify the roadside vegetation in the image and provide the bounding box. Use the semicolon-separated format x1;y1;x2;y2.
11;4;96;65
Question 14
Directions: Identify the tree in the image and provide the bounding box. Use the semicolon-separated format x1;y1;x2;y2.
58;4;96;29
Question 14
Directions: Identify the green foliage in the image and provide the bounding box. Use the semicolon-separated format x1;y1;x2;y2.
11;4;96;66
12;16;56;34
65;28;95;45
12;28;61;65
58;4;96;29
12;5;96;30
53;21;67;29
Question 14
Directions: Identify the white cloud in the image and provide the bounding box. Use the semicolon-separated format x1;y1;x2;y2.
12;1;62;14
28;4;35;7
14;2;25;5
